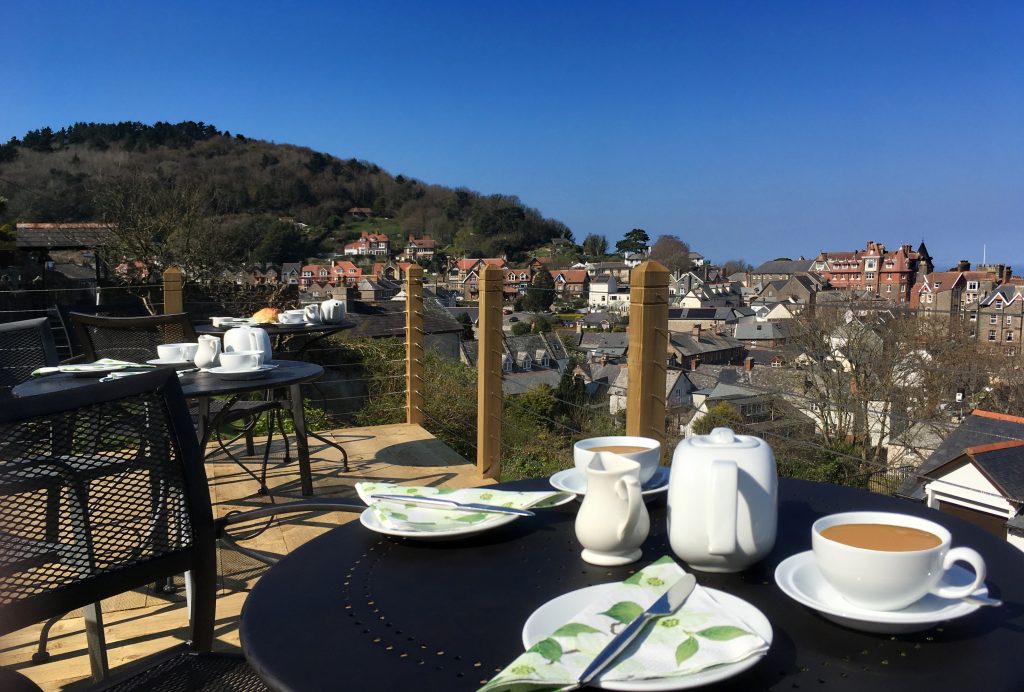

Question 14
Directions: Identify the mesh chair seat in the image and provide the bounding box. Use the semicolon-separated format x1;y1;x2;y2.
94;651;266;692
0;318;59;398
0;532;61;580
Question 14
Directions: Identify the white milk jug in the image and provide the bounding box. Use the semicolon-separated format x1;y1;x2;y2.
222;326;273;363
193;334;221;369
303;304;322;323
575;453;650;566
667;427;777;573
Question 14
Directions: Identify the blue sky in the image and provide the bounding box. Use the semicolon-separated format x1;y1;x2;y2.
4;1;1022;269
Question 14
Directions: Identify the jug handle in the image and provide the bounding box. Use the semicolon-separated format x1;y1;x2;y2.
707;459;738;555
614;476;643;542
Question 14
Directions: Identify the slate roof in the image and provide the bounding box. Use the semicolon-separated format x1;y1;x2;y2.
751;258;814;275
16;223;112;249
342;300;462;339
577;332;629;356
501;369;564;395
980;284;1024;306
669;331;743;357
734;322;788;341
896;410;1024;501
446;307;479;324
667;308;718;320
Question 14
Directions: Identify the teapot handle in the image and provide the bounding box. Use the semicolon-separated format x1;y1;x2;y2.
707;459;738;555
614;476;643;542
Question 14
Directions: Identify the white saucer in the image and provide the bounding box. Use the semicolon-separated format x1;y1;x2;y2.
207;364;276;380
522;583;771;690
774;551;985;633
550;466;669;499
147;358;193;367
358;507;518;540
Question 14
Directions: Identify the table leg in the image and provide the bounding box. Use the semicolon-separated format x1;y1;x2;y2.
195;397;210;446
289;383;314;496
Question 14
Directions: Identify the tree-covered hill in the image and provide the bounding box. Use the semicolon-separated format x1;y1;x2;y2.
0;121;573;264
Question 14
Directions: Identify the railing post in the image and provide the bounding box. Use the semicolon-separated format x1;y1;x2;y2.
162;266;183;314
405;265;425;426
477;265;504;479
626;261;669;442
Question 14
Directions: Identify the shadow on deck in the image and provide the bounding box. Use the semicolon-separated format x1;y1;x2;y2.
0;423;484;690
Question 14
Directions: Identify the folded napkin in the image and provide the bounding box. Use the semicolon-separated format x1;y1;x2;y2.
32;358;155;377
355;482;570;533
480;556;769;691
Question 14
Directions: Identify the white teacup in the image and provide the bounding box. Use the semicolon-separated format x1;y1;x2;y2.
573;436;661;485
812;511;987;611
278;310;305;324
157;342;199;362
210;316;233;328
218;351;262;372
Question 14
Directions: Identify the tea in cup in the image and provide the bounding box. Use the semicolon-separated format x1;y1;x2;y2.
573;436;660;485
812;511;986;611
218;351;262;372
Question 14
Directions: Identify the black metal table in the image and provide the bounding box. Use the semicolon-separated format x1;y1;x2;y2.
13;361;327;495
239;477;1024;691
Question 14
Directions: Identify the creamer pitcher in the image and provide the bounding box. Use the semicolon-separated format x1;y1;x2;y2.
575;453;650;566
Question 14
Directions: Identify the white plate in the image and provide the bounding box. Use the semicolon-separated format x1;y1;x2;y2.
550;466;669;499
62;363;148;377
774;551;984;633
522;583;771;690
207;364;277;380
358;507;518;540
146;358;194;367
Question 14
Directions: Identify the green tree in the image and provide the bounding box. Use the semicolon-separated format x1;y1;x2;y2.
692;403;744;435
582;233;608;257
523;268;555;312
648;235;693;274
615;228;650;255
531;314;553;333
511;321;531;336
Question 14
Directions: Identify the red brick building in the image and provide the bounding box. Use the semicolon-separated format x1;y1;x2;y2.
811;241;933;304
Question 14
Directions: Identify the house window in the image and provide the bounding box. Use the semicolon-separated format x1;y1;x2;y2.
1007;332;1014;342
502;358;512;372
541;354;549;367
995;300;1004;310
970;312;977;321
989;330;997;341
865;259;876;269
927;294;934;303
967;281;979;291
990;315;998;324
866;272;875;279
886;284;892;293
1007;316;1013;326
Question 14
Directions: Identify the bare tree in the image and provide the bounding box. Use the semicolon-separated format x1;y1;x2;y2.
648;235;693;274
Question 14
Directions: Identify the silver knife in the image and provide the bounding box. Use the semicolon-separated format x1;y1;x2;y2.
574;573;698;688
369;494;535;517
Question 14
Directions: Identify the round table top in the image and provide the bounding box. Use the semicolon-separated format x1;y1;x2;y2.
195;320;355;336
239;477;1024;692
13;360;324;398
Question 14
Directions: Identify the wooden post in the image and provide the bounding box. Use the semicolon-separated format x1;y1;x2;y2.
405;265;425;426
477;265;504;479
162;266;183;314
626;261;669;442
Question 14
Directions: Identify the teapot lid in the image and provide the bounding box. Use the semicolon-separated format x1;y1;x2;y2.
689;427;759;449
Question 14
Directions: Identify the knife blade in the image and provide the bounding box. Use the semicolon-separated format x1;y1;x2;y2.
575;573;698;688
369;494;535;517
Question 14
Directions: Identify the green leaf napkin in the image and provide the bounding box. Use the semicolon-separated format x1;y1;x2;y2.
355;482;570;533
480;556;770;691
32;358;155;377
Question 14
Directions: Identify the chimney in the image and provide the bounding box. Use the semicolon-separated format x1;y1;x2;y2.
744;356;755;371
956;259;970;271
692;324;702;338
1005;266;1013;284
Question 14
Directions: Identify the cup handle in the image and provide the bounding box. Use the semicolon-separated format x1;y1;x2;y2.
707;459;738;555
931;547;986;600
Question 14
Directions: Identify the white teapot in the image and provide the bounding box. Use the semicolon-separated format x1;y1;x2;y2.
222;325;273;363
320;299;346;323
667;427;777;572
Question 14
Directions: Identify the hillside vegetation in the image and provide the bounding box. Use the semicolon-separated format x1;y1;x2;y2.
0;121;573;266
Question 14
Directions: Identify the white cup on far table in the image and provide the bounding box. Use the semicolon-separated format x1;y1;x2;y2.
812;511;987;612
157;342;199;362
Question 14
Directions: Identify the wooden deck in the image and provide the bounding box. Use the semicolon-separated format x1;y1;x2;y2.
0;423;487;690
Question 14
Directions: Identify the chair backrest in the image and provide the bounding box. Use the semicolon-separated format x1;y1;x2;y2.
70;313;198;362
0;318;59;395
0;371;217;649
53;299;149;358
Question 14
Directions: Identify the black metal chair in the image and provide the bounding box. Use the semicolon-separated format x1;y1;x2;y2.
0;317;60;398
0;371;269;690
67;312;288;493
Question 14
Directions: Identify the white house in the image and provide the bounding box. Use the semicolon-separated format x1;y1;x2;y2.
588;276;631;314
